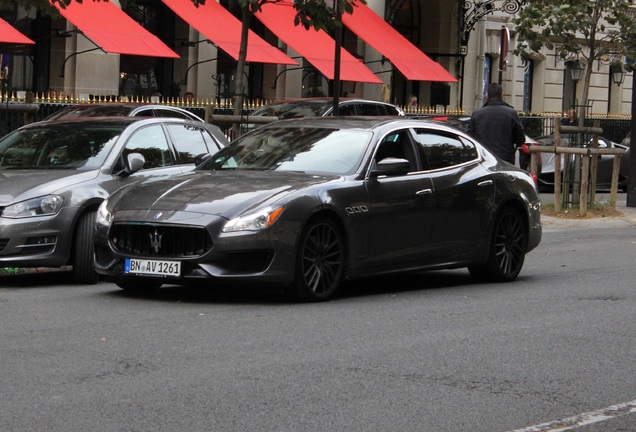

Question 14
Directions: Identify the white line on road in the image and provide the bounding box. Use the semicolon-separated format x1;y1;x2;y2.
506;399;636;432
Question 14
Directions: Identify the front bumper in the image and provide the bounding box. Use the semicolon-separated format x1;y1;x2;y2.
93;211;301;286
0;207;76;267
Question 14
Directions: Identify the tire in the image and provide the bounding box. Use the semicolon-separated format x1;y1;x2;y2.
116;278;162;292
72;210;99;284
468;207;528;282
289;216;345;302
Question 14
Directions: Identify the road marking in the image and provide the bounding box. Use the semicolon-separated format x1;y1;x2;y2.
507;399;636;432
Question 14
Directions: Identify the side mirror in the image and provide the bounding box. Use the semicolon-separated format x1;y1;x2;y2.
127;152;145;174
370;157;411;177
116;152;145;177
194;153;211;167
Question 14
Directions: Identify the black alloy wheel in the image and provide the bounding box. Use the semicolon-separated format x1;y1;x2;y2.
469;207;527;282
291;216;344;302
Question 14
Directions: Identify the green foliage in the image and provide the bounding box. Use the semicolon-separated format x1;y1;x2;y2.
515;0;636;117
515;0;636;66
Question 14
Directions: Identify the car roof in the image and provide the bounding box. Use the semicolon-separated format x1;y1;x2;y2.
252;116;459;133
42;103;203;121
22;116;203;129
257;97;399;107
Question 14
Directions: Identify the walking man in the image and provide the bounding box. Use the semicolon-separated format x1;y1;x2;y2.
467;82;526;164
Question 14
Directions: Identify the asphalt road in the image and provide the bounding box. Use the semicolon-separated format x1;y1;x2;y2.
1;219;636;432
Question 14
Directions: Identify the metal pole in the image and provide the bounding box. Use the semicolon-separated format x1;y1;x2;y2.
332;0;341;116
627;74;636;207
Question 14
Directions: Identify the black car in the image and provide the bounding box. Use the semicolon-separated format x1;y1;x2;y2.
94;117;542;301
0;117;228;283
44;103;204;122
249;97;405;119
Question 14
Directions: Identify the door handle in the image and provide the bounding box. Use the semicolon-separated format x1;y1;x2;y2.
416;188;433;196
478;180;493;187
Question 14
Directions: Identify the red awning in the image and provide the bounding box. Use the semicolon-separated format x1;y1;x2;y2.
51;1;178;58
255;2;381;84
342;2;457;82
0;17;34;45
162;0;297;66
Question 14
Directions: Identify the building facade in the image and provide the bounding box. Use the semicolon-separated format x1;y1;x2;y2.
0;0;632;116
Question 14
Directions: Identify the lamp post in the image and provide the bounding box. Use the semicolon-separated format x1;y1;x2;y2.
628;73;636;207
611;64;626;86
570;60;584;107
569;60;585;205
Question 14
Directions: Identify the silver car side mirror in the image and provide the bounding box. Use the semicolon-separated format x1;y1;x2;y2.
117;152;145;177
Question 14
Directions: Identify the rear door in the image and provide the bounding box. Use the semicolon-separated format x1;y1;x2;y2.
412;129;495;259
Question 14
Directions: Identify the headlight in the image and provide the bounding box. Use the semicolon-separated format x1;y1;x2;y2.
1;195;65;218
223;206;284;232
96;200;113;227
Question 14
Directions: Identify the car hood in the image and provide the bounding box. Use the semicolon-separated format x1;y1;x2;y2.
0;169;98;204
109;170;338;218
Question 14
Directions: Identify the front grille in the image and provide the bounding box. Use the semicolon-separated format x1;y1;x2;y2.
110;223;212;258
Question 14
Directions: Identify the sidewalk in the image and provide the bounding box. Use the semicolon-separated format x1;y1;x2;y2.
539;192;636;230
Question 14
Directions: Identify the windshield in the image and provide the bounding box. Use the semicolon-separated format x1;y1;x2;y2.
0;124;123;169
199;126;372;175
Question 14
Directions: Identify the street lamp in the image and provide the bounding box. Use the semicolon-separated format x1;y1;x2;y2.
570;60;584;83
611;64;626;86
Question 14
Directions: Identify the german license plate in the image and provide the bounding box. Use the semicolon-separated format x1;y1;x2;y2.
125;258;181;277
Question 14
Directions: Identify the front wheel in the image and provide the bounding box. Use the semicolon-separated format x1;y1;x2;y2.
469;207;527;282
72;210;99;284
289;216;345;302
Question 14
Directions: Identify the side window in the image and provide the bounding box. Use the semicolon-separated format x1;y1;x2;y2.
375;129;416;171
385;105;400;116
338;104;356;116
166;124;214;164
413;130;477;170
131;108;154;117
155;108;192;120
358;104;380;115
123;125;172;169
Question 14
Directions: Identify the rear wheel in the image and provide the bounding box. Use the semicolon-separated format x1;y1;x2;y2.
289;216;344;302
469;207;527;282
72;210;99;284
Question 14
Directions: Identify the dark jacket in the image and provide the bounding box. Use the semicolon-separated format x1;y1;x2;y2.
466;98;525;164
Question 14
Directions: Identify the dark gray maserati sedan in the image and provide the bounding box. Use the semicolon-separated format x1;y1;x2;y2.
94;117;542;301
0;117;228;283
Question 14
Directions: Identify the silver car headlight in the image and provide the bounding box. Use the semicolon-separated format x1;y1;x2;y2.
1;195;65;218
223;206;284;232
96;200;113;228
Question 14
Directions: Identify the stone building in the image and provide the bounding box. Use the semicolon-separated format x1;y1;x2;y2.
0;0;632;115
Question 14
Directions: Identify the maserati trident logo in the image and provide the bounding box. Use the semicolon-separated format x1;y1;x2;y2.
149;229;163;253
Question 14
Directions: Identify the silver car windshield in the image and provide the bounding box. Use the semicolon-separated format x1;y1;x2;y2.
201;126;372;175
0;125;123;169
